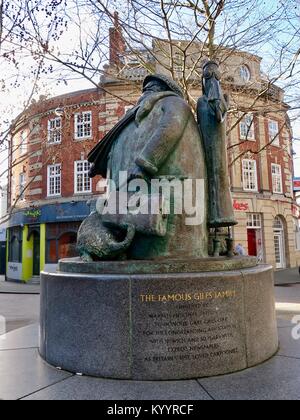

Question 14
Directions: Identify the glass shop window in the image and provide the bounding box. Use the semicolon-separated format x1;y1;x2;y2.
58;233;78;260
46;223;80;264
9;227;22;263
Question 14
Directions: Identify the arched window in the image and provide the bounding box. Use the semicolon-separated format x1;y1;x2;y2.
273;216;284;231
46;222;81;264
240;65;251;83
10;236;20;262
8;227;22;263
273;216;286;269
294;218;300;251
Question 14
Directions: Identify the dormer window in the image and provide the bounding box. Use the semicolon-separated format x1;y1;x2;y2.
240;65;251;83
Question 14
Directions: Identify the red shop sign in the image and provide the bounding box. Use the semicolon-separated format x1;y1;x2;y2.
233;200;249;211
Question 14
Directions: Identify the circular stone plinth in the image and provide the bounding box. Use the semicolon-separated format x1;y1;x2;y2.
59;256;258;275
40;263;278;380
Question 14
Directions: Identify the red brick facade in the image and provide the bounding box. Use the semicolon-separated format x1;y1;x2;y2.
9;88;133;206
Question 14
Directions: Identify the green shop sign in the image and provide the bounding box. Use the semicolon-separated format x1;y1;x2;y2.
24;209;42;219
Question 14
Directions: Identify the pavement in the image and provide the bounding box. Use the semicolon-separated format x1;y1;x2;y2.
0;294;40;333
274;268;300;285
0;276;40;295
0;269;299;400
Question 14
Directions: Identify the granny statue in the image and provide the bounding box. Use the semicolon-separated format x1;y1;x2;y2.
197;61;237;229
78;74;208;261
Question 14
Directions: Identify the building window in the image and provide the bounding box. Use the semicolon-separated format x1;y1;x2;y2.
59;233;78;260
294;218;300;251
8;227;22;263
20;131;27;156
247;213;262;228
242;159;258;192
240;65;251;83
74;161;92;194
240;114;255;141
46;223;80;264
273;216;286;269
75;111;92;140
47;164;61;197
271;164;283;194
268;120;280;146
48;118;62;144
19;173;26;200
273;216;284;230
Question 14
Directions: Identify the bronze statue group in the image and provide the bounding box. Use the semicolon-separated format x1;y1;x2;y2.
78;61;238;262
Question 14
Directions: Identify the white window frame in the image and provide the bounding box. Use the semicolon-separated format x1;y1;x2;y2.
269;120;280;147
242;159;258;192
74;111;92;140
247;213;262;229
74;160;92;194
240;114;255;141
294;218;300;251
20;131;27;156
271;164;283;194
240;65;251;83
48;117;62;144
19;173;26;201
47;164;61;197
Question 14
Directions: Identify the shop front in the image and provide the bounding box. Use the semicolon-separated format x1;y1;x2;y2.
233;195;300;269
6;201;91;282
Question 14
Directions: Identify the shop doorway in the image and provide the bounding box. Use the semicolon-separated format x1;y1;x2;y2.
32;232;41;276
273;216;286;269
247;229;257;256
28;227;41;277
247;214;264;262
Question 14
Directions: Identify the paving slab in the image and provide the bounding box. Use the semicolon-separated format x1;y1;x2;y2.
0;294;40;333
0;348;73;400
274;269;300;286
0;324;39;351
22;375;211;401
199;356;300;400
277;317;294;328
0;278;40;295
278;327;300;359
275;284;300;304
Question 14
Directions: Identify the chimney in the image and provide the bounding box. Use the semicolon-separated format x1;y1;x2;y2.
109;12;126;66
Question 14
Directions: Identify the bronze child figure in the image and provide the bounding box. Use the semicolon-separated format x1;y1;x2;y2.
197;61;237;230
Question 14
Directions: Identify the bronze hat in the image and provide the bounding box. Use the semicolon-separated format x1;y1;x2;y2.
143;73;184;97
202;61;221;80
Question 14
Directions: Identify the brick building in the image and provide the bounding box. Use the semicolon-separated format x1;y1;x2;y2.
4;23;300;282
